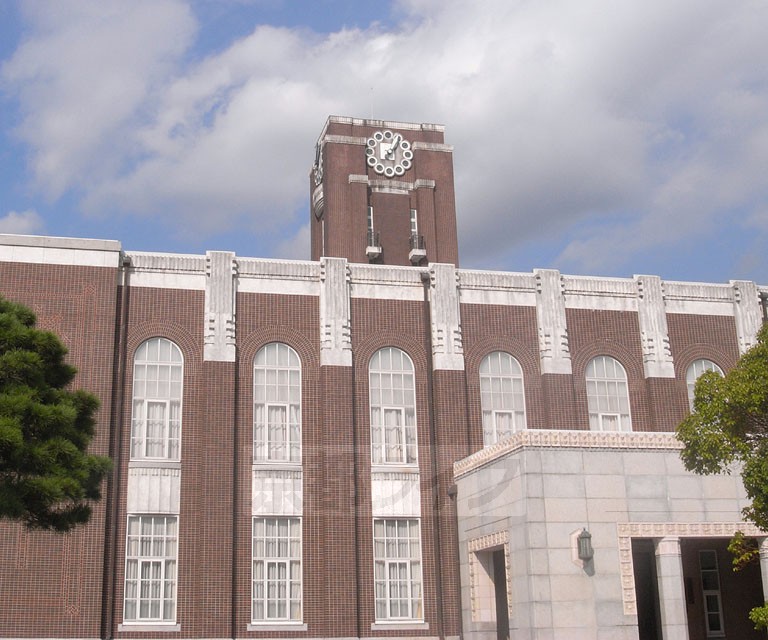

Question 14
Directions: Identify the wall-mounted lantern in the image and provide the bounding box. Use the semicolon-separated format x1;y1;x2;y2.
577;528;594;561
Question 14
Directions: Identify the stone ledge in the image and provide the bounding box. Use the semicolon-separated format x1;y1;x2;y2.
454;430;683;478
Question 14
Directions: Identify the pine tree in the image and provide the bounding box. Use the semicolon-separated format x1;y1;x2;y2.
0;295;111;531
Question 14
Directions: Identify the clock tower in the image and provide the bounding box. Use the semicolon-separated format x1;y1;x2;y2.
310;116;459;267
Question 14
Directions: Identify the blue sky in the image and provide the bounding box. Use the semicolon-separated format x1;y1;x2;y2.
1;0;767;284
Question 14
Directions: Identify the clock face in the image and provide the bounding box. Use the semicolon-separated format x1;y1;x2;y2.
365;130;413;177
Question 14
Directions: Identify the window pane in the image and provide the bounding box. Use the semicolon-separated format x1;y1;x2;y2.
586;356;631;432
254;344;301;462
123;516;177;623
373;518;422;621
130;339;183;461
480;352;526;445
369;348;418;465
252;517;302;622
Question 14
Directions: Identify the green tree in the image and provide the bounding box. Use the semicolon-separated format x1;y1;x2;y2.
0;295;111;531
677;321;768;628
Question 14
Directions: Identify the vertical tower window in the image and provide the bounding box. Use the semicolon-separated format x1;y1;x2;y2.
586;356;631;431
410;209;418;236
124;515;178;623
131;338;183;460
254;343;301;463
252;517;302;622
699;550;725;637
479;352;526;445
373;519;423;621
686;359;723;410
369;347;417;465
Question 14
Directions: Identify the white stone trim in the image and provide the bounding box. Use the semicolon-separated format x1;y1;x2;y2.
204;251;236;362
412;141;453;153
246;623;308;632
237;258;320;296
0;237;122;268
467;531;512;623
0;233;120;252
320;258;352;366
616;521;764;615
349;263;424;301
732;280;763;354
326;114;445;133
535;269;571;374
429;264;464;370
117;624;181;632
635;275;674;378
125;251;207;290
454;430;683;478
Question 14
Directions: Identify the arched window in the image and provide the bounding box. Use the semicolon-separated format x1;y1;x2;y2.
253;343;301;463
131;338;183;460
369;347;417;465
586;355;631;431
686;359;723;410
480;351;526;445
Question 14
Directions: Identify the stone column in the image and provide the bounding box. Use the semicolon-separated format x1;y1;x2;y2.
655;536;689;640
758;538;768;605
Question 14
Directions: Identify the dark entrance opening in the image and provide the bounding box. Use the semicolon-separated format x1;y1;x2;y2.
492;549;509;640
632;539;662;640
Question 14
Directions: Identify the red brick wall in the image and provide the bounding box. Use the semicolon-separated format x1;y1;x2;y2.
0;262;118;638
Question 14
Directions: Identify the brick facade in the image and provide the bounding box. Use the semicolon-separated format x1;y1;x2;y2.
1;117;766;640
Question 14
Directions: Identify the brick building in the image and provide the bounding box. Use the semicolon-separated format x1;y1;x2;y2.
0;116;767;640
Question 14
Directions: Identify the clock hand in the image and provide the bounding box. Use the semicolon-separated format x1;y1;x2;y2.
386;134;401;160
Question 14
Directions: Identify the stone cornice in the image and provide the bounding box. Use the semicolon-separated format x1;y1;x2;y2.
454;430;683;479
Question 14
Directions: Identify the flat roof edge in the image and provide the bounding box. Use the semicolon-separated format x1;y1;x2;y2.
0;233;122;252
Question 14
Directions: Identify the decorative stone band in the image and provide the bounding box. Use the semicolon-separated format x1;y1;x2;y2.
467;531;511;623
453;430;683;479
467;530;509;553
617;521;765;615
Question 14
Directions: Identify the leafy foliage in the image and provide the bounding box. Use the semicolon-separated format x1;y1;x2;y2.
727;530;760;572
678;323;768;628
678;323;768;528
0;296;111;531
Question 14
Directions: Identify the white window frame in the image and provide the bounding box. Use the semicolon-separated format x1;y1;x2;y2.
479;352;526;445
410;209;418;235
686;359;723;410
130;338;183;461
699;549;725;637
369;347;418;465
586;355;632;432
123;515;178;624
253;343;302;463
373;518;423;622
252;517;302;623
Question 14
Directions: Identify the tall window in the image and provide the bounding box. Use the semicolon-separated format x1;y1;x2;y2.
374;519;423;621
369;347;417;465
252;517;302;622
586;355;631;431
124;515;178;623
410;209;418;236
686;359;723;410
131;338;183;460
699;550;725;637
480;351;526;445
254;343;301;463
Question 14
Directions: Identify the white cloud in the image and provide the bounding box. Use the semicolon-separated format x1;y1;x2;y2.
2;0;768;275
0;210;44;235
